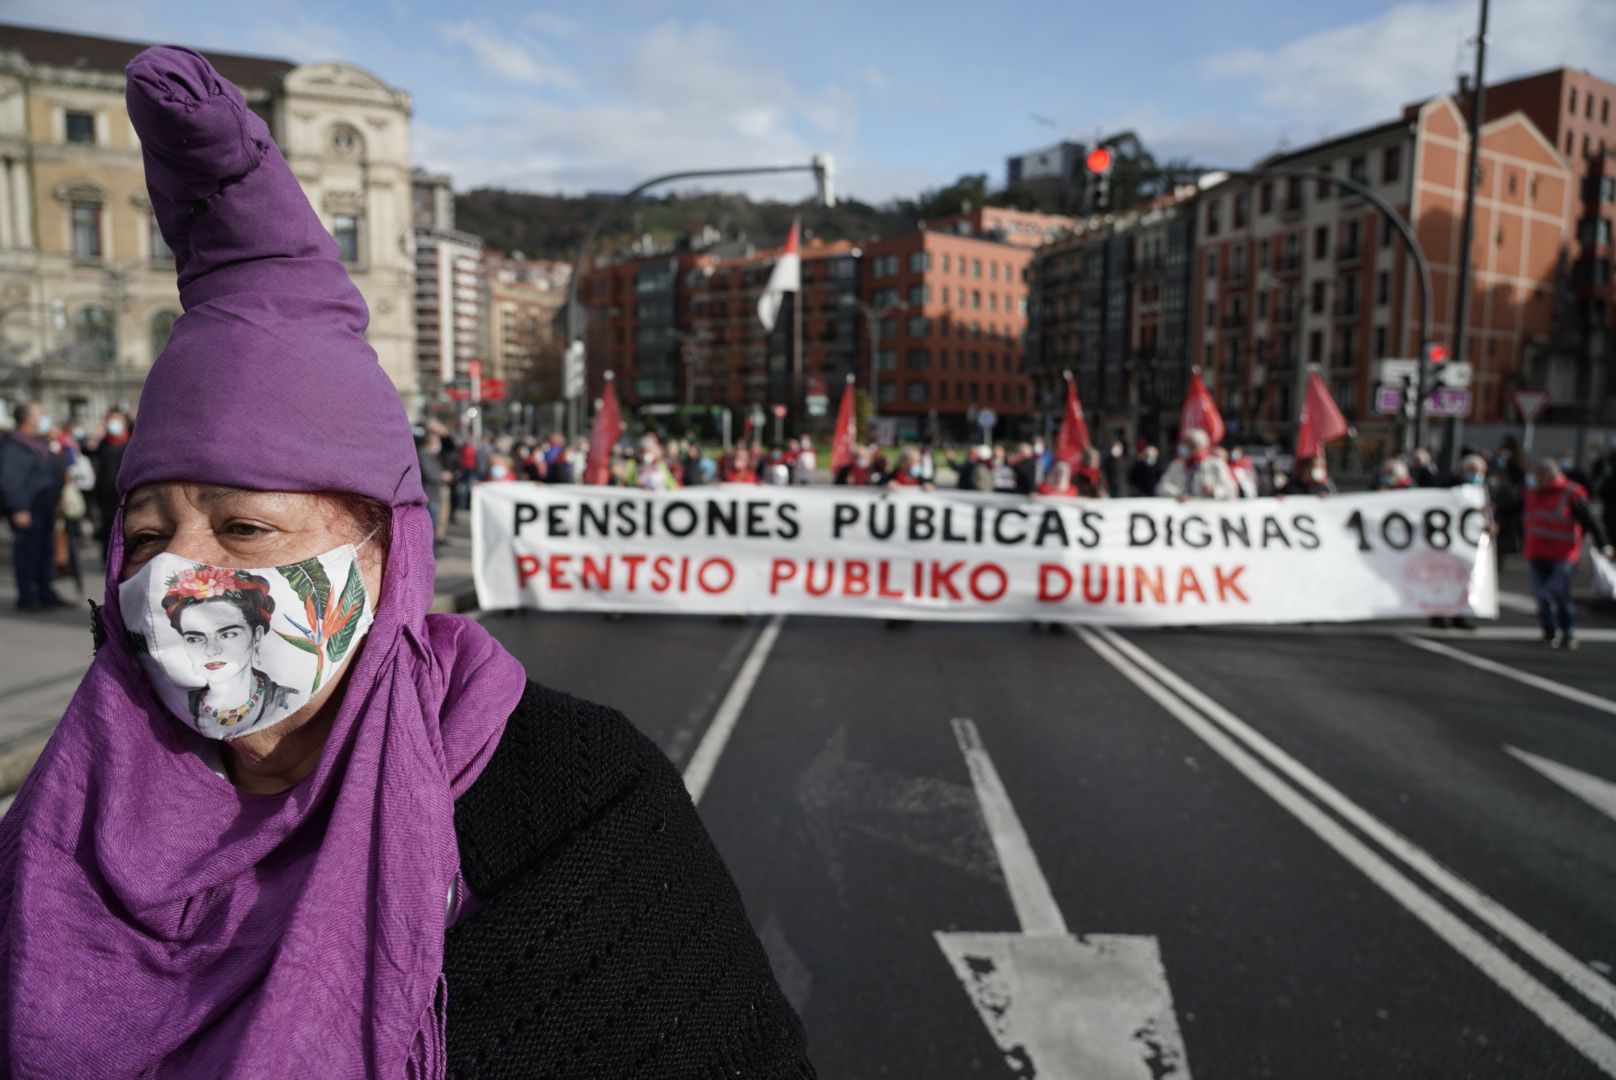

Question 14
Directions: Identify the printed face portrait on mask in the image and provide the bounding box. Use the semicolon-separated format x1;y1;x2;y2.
157;567;293;731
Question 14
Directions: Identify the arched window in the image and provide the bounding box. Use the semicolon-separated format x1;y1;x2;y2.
150;309;179;360
73;306;115;366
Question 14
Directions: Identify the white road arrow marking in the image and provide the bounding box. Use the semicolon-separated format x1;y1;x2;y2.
1507;747;1616;825
937;717;1190;1079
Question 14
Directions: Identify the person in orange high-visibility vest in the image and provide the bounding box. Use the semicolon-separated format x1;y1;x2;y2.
1523;457;1615;650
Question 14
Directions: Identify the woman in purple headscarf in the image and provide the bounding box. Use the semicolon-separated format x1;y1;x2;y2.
0;46;814;1079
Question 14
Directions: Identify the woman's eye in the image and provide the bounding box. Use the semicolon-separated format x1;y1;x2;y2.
126;532;164;550
223;522;270;538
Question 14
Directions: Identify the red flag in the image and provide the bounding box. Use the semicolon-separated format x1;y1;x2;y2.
1179;370;1226;447
1295;370;1349;461
584;373;622;485
1054;370;1090;465
830;375;857;474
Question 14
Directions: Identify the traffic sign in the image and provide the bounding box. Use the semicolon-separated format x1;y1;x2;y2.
1511;389;1549;422
1374;386;1471;417
806;395;828;417
1376;359;1471;388
977;407;998;432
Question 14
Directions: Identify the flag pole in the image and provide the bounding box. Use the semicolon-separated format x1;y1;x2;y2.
791;225;803;439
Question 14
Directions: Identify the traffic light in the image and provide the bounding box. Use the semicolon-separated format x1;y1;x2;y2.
1422;341;1448;387
1085;146;1113;214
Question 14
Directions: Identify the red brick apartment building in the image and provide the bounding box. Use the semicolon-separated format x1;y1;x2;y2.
858;230;1035;437
1193;94;1573;449
1460;68;1616;422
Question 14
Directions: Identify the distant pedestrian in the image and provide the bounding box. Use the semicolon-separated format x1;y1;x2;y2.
88;409;131;563
1103;440;1128;496
0;401;68;610
1523;457;1614;650
1379;457;1414;490
1291;454;1336;496
1036;460;1078;497
1128;444;1163;496
1411;448;1442;487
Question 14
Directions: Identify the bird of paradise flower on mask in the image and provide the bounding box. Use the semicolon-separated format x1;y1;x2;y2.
274;556;366;693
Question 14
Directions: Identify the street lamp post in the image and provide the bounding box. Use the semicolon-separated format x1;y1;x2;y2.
563;155;834;440
841;295;906;419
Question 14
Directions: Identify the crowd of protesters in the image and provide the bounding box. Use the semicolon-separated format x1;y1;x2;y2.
10;395;1616;645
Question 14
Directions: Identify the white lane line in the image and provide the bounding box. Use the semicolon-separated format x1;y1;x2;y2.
1413;627;1616;643
682;615;784;805
1399;634;1616;719
1097;627;1616;1023
1081;628;1616;1076
1507;747;1616;826
950;718;1066;935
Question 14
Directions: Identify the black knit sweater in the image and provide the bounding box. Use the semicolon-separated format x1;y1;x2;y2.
444;681;816;1079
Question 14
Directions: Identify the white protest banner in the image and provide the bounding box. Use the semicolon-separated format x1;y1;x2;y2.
1594;549;1616;602
473;484;1497;625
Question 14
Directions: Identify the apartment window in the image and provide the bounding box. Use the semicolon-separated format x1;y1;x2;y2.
877;316;896;340
1344;220;1361;256
1234;191;1249;229
1570;88;1579;114
989;263;999;281
1588;94;1595;120
906;348;930;370
1349;155;1368;184
1382;145;1402;183
1257;289;1268;319
1566;131;1575;155
942;254;951;272
1285;177;1303;210
1374;325;1388;358
1285;232;1300;266
1311;280;1327;314
1207;198;1221;236
332;213;360;263
148;214;172;262
1604;98;1612;124
908;250;931;273
64;110;96;145
1507;171;1518;196
1259;182;1273;214
1258;239;1270;268
1602;177;1616;204
1206;301;1216;327
1308;330;1324;363
1206;250;1218;278
989;294;998;312
972;259;982;278
907;315;929;336
1313;226;1329;259
1600;220;1613;245
150;310;179;360
1376;270;1390;305
1584;135;1592;157
877;348;897;371
878;383;896;403
1317;165;1334;199
70;201;102;260
908;284;930;305
1380;215;1395;247
971;290;981;309
73;306;115;365
970;352;981;371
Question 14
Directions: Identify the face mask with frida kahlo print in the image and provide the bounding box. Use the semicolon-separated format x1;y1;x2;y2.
117;538;374;740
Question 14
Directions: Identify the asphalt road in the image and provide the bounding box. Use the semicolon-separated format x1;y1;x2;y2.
482;587;1616;1080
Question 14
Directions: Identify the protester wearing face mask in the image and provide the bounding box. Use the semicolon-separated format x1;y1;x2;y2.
1292;453;1336;496
1128;443;1164;496
1523;456;1614;650
1379;457;1414;490
0;400;69;610
1154;429;1237;501
0;49;813;1079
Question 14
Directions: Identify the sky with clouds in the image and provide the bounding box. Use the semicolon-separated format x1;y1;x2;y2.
5;0;1613;203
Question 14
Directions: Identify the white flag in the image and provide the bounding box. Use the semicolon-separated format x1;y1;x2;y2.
756;220;801;332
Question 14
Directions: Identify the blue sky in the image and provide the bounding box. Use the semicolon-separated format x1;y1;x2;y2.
8;0;1613;202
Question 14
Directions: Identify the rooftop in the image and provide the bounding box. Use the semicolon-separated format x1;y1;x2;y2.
0;21;295;90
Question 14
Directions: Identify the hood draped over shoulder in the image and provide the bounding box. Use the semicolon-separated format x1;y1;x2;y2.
0;45;526;1079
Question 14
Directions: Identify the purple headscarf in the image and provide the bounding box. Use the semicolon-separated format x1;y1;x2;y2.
0;47;527;1077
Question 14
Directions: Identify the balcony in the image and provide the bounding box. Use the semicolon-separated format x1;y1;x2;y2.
1335;244;1363;267
1278;201;1304;223
1220;311;1248;331
1224;267;1249;289
1275;255;1302;277
1332;300;1360;321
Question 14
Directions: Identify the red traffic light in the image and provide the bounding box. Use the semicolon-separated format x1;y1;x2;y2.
1085;147;1113;175
1425;343;1449;364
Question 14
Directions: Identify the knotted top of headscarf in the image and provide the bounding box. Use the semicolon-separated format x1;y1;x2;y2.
0;46;527;1078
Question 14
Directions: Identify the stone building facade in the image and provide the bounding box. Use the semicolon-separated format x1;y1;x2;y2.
0;24;417;424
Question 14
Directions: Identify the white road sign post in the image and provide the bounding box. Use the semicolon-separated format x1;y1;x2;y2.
1511;389;1549;453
